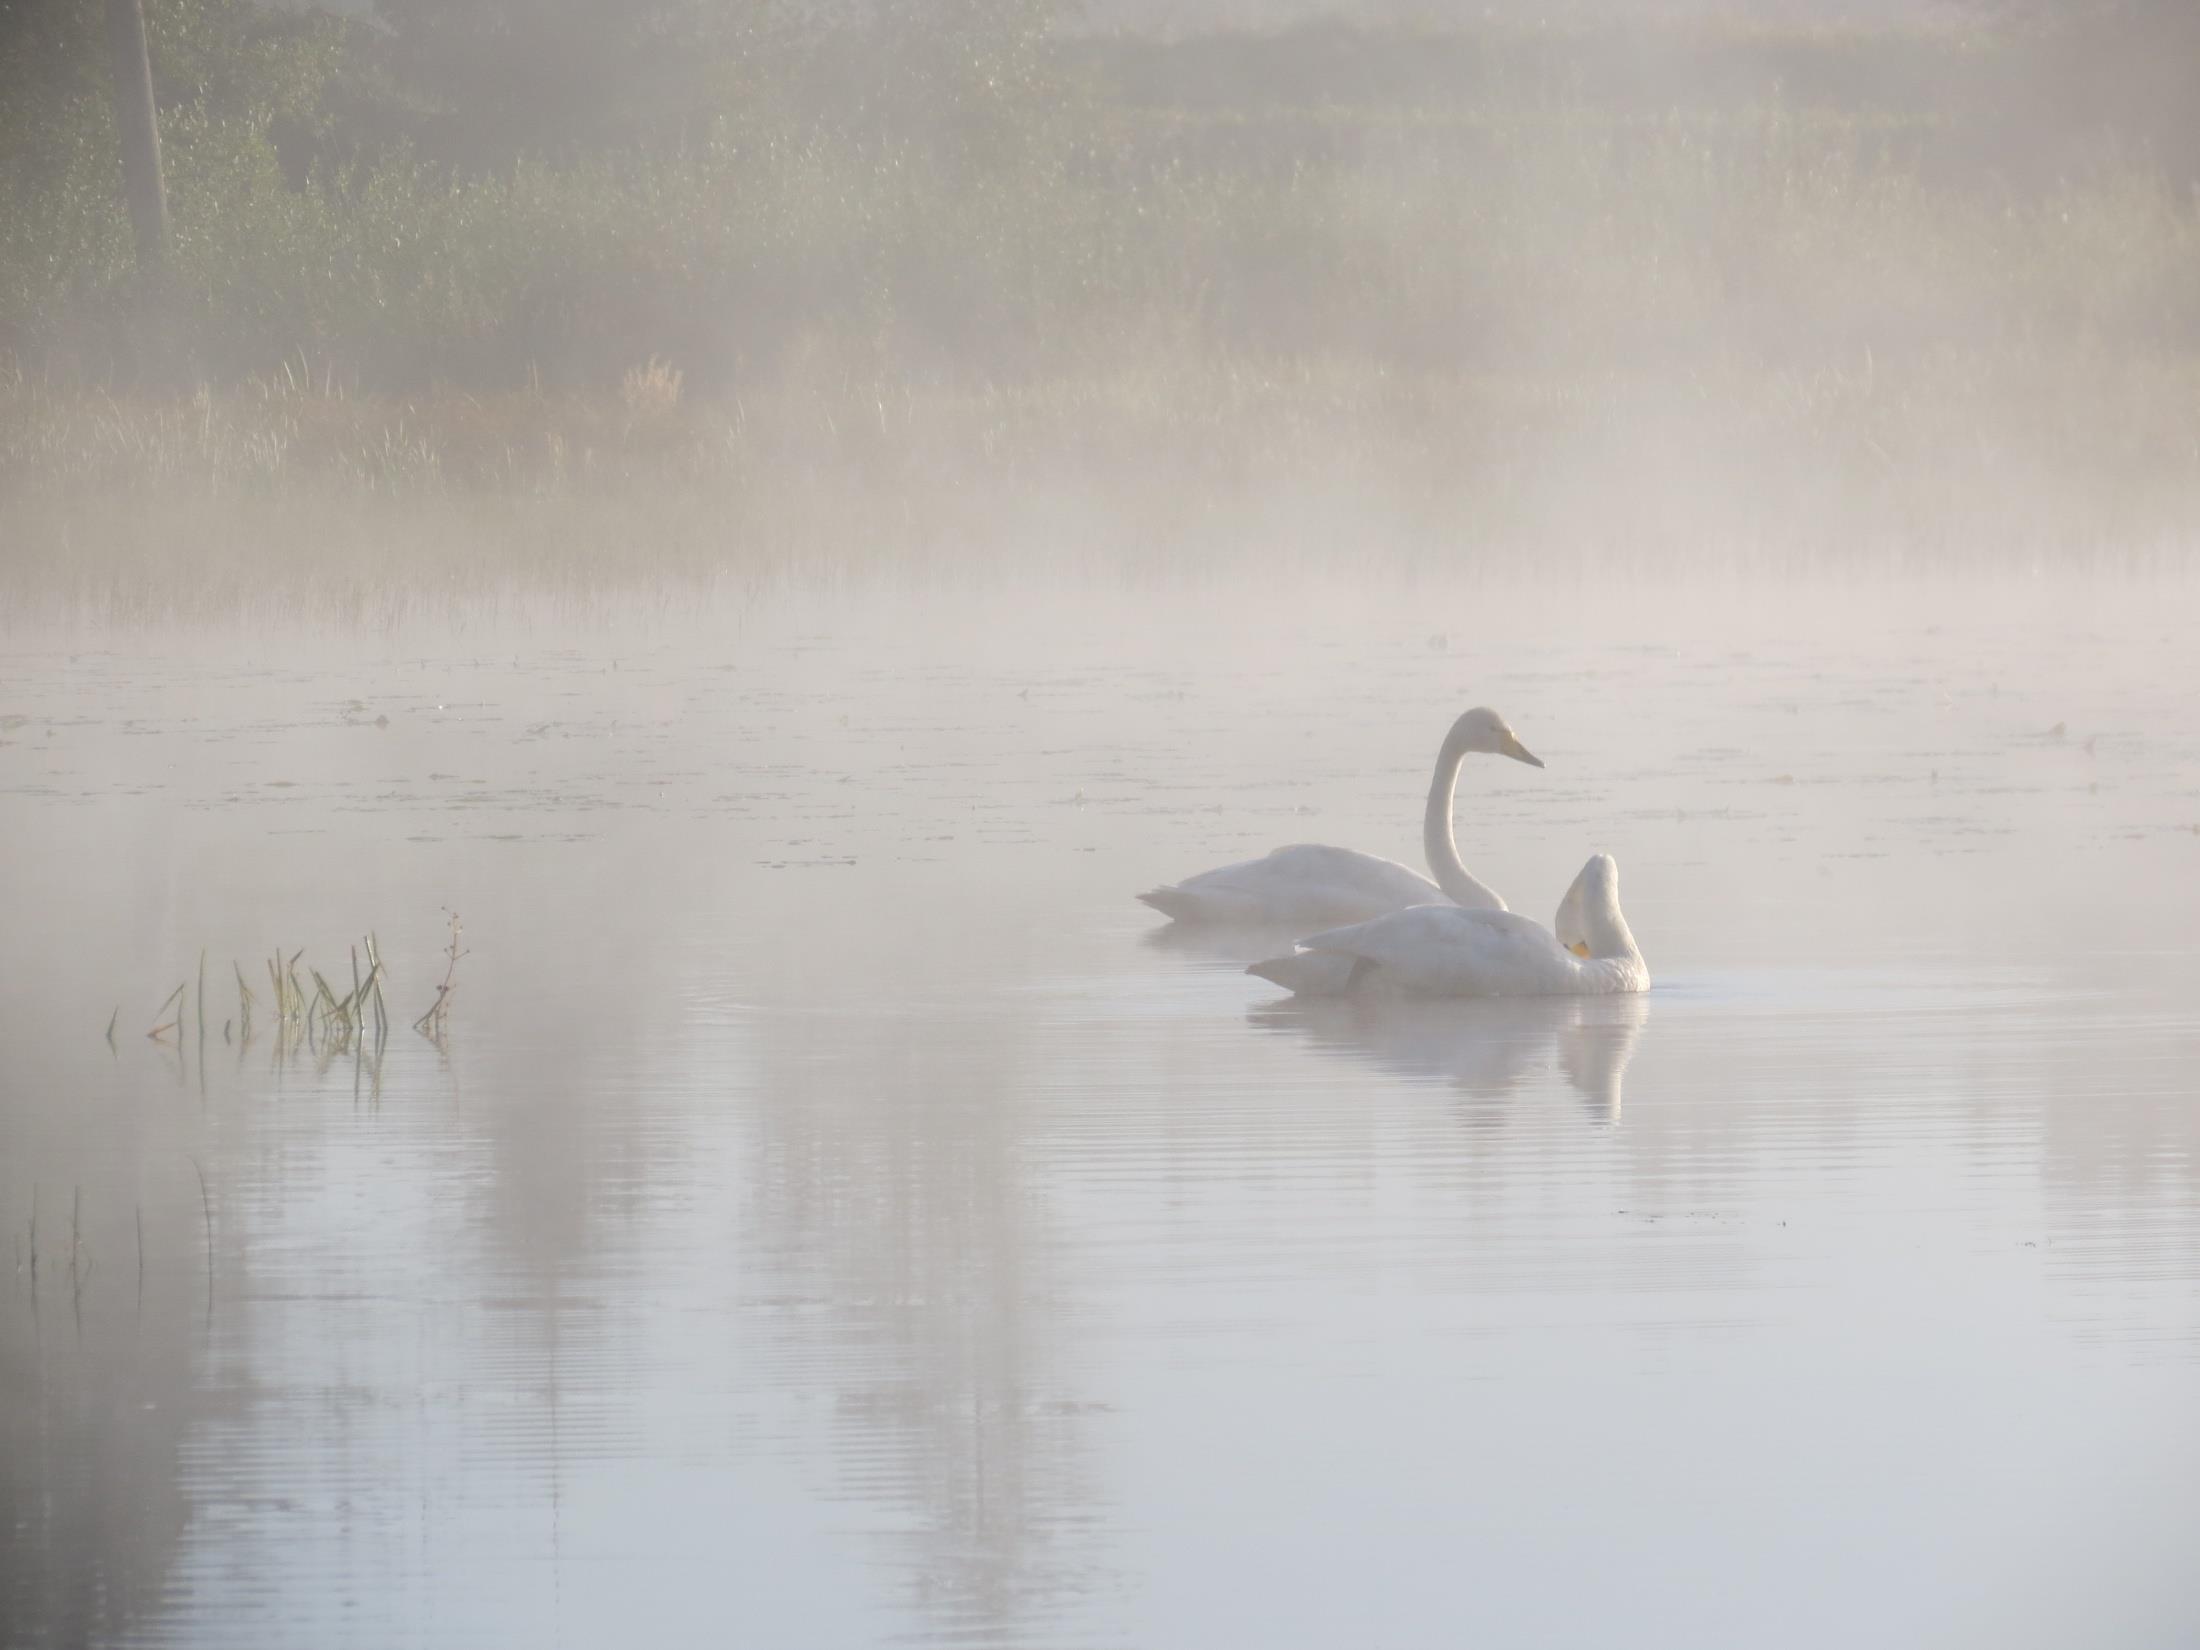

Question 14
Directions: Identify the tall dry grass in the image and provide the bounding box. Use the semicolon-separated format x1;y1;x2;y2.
7;36;2200;606
6;331;2197;619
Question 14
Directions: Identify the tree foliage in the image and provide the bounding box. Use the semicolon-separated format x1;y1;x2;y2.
3;0;2197;390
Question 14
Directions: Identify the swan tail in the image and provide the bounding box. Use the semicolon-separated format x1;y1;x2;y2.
1136;886;1205;923
1246;951;1360;997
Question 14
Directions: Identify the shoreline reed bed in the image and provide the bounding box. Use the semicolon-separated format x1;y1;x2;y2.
5;351;2199;613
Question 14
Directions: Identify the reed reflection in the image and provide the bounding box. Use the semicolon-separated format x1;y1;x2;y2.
1;1110;212;1650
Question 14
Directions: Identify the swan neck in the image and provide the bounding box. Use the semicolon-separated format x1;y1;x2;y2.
1582;890;1646;988
1424;737;1502;910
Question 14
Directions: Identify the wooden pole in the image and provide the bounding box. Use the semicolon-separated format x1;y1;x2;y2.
105;0;169;272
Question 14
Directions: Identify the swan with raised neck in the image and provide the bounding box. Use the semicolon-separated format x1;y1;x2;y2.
1136;706;1544;928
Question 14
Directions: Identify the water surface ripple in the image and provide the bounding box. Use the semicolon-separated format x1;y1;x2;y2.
3;579;2197;1648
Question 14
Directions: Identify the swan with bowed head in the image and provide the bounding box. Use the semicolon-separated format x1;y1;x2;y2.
1247;852;1647;999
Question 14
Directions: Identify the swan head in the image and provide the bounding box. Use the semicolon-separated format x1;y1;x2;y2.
1555;854;1621;959
1449;706;1542;768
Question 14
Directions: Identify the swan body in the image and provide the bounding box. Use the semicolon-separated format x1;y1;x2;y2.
1248;853;1648;999
1137;843;1454;928
1138;707;1543;927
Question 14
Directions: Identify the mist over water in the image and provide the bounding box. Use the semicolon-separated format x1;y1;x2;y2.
8;0;2200;1644
4;573;2197;1647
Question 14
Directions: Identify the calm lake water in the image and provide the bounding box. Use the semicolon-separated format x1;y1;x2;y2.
4;574;2198;1648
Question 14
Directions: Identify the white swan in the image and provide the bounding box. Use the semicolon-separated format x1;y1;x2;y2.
1137;707;1544;927
1246;853;1648;998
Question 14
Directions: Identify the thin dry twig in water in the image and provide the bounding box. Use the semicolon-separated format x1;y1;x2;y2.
147;980;186;1041
414;910;466;1040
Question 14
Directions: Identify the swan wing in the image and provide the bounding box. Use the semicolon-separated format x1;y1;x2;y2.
1143;844;1441;926
1299;905;1581;997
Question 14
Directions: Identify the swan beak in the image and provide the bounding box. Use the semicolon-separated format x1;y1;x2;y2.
1501;733;1544;768
1569;941;1592;959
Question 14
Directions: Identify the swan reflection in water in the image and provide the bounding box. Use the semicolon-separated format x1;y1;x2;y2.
1249;991;1651;1123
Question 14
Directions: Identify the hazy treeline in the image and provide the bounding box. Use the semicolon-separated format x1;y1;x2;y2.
3;0;1073;383
2;1;2198;590
5;0;2198;388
